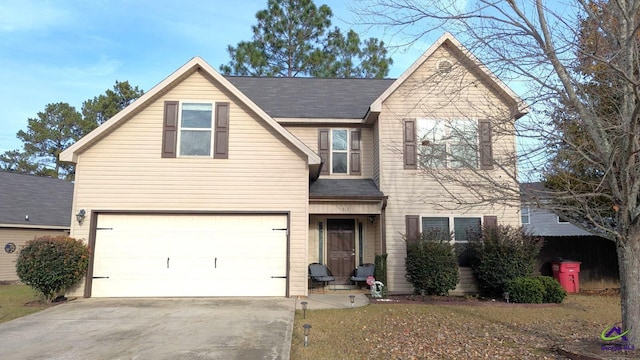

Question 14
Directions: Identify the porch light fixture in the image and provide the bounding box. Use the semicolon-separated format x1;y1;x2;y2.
300;301;308;319
349;295;356;308
76;209;86;225
303;324;312;347
368;215;376;224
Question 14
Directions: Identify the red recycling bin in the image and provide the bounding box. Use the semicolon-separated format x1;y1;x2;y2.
551;261;581;293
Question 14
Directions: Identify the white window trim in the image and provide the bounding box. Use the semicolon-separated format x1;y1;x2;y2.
330;129;350;174
521;206;530;224
416;117;479;169
176;100;216;158
420;215;483;243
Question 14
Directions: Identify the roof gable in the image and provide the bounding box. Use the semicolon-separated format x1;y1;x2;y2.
0;171;73;228
226;77;394;119
370;33;528;117
60;57;321;165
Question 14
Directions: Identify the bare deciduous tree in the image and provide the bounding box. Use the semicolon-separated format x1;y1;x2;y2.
356;0;640;345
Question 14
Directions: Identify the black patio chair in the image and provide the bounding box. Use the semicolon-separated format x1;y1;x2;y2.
350;263;375;289
308;263;335;293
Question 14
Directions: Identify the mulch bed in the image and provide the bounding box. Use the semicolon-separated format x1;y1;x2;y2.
368;288;621;307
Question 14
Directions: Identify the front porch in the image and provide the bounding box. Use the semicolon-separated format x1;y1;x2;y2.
308;179;387;292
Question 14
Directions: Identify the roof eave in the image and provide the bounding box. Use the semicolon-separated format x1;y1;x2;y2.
60;57;321;166
369;32;529;119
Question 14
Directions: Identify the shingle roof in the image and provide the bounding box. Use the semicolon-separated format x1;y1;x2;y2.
310;179;385;198
0;171;73;227
225;77;395;119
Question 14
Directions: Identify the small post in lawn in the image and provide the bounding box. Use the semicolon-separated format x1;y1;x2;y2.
303;324;312;347
349;295;356;308
301;301;308;319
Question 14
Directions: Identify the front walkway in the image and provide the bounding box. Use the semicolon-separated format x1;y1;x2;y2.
296;290;370;310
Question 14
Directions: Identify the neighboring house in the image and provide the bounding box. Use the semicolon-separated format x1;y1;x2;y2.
521;184;619;289
60;33;525;298
0;171;73;282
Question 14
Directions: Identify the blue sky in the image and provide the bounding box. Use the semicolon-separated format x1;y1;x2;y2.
0;0;445;154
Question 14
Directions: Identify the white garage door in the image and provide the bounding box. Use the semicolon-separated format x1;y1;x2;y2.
91;214;288;297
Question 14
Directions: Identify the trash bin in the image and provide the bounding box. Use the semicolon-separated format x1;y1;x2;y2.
551;261;581;293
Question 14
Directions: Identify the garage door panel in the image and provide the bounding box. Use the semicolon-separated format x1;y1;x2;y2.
92;214;288;297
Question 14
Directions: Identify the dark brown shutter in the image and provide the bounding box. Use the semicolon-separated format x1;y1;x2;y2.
350;130;361;175
318;129;330;175
483;215;498;228
403;120;417;169
161;101;179;158
214;102;229;159
405;215;420;243
479;120;493;169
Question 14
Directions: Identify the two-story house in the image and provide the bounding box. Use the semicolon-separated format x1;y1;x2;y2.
60;33;525;297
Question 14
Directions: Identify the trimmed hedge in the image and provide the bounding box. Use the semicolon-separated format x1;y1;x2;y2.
507;276;545;303
16;235;89;302
506;276;567;304
405;229;459;295
538;276;567;303
469;225;543;297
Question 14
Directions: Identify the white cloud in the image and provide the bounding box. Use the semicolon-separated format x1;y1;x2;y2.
0;0;71;32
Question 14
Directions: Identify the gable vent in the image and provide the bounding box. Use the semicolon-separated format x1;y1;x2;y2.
436;59;453;74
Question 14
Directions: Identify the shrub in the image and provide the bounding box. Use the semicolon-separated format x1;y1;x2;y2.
469;225;543;297
506;276;546;303
16;235;90;302
537;276;567;303
405;229;459;295
373;254;388;297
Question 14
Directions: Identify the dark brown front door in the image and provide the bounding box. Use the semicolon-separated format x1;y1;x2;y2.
327;219;355;285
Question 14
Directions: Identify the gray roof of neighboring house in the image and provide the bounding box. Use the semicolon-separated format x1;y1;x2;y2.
225;76;395;119
310;179;385;198
0;171;73;228
520;182;595;237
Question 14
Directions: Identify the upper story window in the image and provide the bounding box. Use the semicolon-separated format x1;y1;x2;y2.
403;119;492;170
558;216;570;224
331;129;349;173
318;128;361;176
521;207;530;224
417;118;478;168
179;103;213;156
161;101;229;159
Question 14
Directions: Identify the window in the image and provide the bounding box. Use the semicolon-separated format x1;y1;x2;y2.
521;207;530;224
420;216;481;242
416;118;478;168
558;216;569;223
162;101;229;159
453;217;481;241
422;217;450;235
331;129;348;173
318;129;361;175
179;103;213;156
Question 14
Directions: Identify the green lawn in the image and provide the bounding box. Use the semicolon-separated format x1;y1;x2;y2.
291;294;624;359
0;285;49;323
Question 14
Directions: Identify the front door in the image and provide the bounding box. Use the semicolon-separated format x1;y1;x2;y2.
327;219;355;285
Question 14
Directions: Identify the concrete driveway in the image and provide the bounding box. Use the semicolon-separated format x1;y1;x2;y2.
0;297;295;360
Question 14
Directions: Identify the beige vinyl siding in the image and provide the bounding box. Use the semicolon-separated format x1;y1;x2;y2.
378;45;520;293
309;201;382;215
0;228;69;281
285;126;374;178
69;70;310;296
